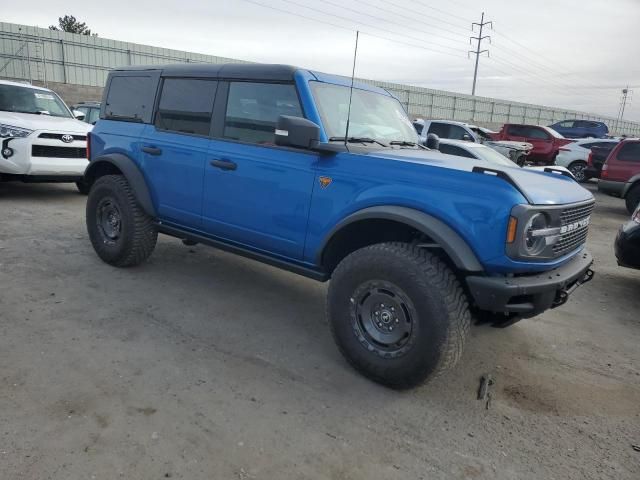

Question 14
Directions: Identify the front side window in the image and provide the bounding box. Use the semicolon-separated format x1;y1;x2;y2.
155;78;217;136
0;84;71;118
87;107;100;124
310;82;418;144
448;125;470;140
618;142;640;162
224;82;302;144
507;125;526;136
527;127;552;140
428;122;450;138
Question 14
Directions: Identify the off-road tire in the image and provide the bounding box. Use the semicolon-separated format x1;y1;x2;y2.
76;180;90;195
86;174;157;267
568;161;588;183
327;242;470;389
626;184;640;214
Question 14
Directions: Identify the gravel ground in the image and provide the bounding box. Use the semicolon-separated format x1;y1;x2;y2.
0;181;639;480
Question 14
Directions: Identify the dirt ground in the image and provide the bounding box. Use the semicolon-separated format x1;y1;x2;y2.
0;181;639;480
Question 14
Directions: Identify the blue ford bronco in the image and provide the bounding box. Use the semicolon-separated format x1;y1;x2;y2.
85;64;595;388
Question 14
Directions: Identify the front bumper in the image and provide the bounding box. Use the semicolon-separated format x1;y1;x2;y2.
0;132;88;177
615;221;640;269
466;250;594;318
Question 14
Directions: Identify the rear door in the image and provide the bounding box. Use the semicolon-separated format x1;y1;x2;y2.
138;77;218;228
606;141;640;182
202;80;317;259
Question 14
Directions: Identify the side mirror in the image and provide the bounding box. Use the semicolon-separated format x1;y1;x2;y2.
462;133;473;142
274;115;320;149
73;110;86;121
426;133;440;150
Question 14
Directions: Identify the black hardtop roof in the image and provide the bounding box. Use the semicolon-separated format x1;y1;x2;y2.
112;63;300;81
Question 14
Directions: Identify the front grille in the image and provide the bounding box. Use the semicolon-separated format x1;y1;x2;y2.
32;145;86;159
38;133;87;141
553;201;595;257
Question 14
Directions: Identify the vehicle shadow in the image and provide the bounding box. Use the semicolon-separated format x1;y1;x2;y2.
0;182;79;200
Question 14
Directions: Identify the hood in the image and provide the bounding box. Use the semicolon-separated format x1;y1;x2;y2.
364;148;593;206
0;111;92;134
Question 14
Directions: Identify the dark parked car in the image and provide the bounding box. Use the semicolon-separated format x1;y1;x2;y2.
72;101;101;124
549;120;609;139
584;142;620;180
615;204;640;269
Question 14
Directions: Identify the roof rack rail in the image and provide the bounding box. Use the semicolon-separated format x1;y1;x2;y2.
472;166;532;204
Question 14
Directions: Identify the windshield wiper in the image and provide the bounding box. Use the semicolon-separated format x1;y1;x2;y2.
4;109;49;115
328;136;389;148
389;140;427;149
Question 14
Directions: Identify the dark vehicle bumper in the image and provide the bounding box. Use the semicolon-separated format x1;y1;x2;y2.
615;221;640;269
598;179;625;196
466;251;594;318
584;166;601;180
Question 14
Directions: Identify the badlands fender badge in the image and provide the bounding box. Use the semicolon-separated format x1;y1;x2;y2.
319;176;332;189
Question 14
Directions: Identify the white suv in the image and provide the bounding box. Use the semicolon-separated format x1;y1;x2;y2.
0;80;92;193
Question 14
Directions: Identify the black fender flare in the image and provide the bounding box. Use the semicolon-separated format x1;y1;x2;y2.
318;206;484;272
84;153;156;217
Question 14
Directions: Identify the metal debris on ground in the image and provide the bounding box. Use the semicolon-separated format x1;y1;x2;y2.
478;374;494;409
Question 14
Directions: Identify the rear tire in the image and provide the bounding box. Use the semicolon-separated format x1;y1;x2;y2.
327;242;470;389
626;184;640;214
86;174;157;267
568;161;588;183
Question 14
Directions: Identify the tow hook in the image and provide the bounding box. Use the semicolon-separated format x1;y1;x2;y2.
553;269;595;308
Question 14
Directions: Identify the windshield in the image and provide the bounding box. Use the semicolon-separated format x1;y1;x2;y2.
310;82;419;144
0;84;72;118
472;145;518;167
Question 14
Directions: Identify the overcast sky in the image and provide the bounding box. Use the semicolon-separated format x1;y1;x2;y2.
6;0;640;121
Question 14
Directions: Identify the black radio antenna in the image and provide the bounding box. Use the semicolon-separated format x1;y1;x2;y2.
344;30;359;148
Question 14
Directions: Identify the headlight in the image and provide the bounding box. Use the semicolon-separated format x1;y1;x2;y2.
523;212;550;256
0;124;33;138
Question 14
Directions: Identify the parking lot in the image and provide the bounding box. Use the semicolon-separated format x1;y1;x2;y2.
0;181;639;479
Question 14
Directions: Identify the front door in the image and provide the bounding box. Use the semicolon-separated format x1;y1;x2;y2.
203;81;316;260
138;78;218;229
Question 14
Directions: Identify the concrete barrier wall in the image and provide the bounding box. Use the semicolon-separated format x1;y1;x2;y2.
2;21;638;135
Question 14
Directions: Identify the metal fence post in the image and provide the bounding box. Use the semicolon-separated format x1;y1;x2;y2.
60;39;67;83
490;101;495;125
428;93;433;118
41;40;47;87
507;104;512;123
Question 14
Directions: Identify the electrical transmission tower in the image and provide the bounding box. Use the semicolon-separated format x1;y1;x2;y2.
470;12;492;96
618;87;632;121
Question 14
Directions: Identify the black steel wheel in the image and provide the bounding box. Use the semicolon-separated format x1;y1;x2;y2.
86;174;157;267
328;242;470;389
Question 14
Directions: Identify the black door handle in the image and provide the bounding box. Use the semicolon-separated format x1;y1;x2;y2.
210;159;237;171
142;146;162;156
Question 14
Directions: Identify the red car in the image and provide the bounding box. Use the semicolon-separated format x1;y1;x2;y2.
598;139;640;214
491;124;572;165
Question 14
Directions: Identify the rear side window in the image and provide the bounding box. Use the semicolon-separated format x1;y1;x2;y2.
224;82;303;144
617;142;640;162
558;121;574;128
104;75;155;123
506;125;527;136
427;122;450;138
155;78;217;136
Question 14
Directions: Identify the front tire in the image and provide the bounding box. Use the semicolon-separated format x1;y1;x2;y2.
327;243;470;389
568;161;588;183
86;174;158;267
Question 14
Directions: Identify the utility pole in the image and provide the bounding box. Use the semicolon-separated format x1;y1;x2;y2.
470;12;492;96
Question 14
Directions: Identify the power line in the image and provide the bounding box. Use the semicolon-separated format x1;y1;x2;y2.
469;12;492;95
320;0;470;46
276;0;467;53
412;0;475;26
354;0;471;42
238;0;467;59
